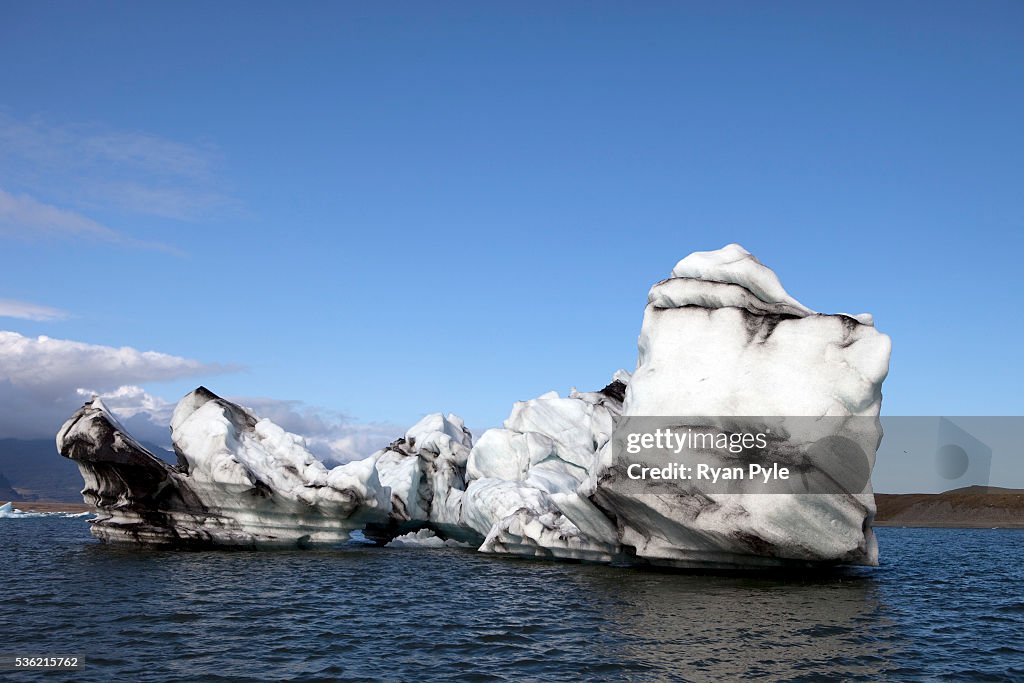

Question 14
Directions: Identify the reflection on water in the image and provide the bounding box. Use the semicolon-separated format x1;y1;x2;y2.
577;570;898;680
0;520;1021;681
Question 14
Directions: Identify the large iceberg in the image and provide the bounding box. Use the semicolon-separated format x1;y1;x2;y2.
589;244;891;567
58;387;390;546
57;244;891;568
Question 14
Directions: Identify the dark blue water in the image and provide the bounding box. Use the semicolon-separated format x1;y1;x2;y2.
1;519;1022;682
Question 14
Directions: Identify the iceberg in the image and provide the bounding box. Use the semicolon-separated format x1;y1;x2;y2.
364;412;475;543
57;244;890;568
57;387;390;546
462;378;628;562
589;244;891;567
0;501;91;519
385;529;471;548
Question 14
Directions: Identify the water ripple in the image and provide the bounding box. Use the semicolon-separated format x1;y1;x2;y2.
0;520;1022;681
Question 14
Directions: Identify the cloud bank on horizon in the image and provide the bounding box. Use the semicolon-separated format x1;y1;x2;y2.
0;330;399;463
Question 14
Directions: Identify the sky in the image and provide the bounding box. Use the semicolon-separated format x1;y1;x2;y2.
0;3;1022;463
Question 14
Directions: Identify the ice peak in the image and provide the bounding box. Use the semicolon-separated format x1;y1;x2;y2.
670;243;814;315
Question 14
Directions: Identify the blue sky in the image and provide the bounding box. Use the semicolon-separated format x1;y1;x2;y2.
0;2;1022;453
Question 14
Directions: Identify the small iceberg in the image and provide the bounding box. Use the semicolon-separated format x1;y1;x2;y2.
385;529;472;549
0;501;92;519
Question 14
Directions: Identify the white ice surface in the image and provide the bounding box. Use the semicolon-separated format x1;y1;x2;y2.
58;244;891;567
0;501;91;519
460;380;627;560
385;529;471;548
599;243;892;566
370;412;472;528
60;390;391;546
170;394;392;520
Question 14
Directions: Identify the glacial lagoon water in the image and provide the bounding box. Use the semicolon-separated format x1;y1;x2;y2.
1;518;1022;682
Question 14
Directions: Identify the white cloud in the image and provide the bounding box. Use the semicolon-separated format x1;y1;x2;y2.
0;330;402;462
0;331;231;441
80;130;218;181
74;385;177;447
0;188;124;240
0;331;230;389
0;298;69;321
0;111;225;194
85;181;233;222
0;189;178;253
76;385;174;423
235;396;402;464
322;427;404;464
0;110;237;250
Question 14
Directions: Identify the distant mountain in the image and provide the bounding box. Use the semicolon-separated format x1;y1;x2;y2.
876;486;1024;528
0;471;21;501
0;438;175;503
0;439;83;502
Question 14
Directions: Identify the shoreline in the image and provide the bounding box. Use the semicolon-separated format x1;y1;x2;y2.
4;501;92;513
875;487;1024;529
873;521;1024;529
9;489;1023;530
